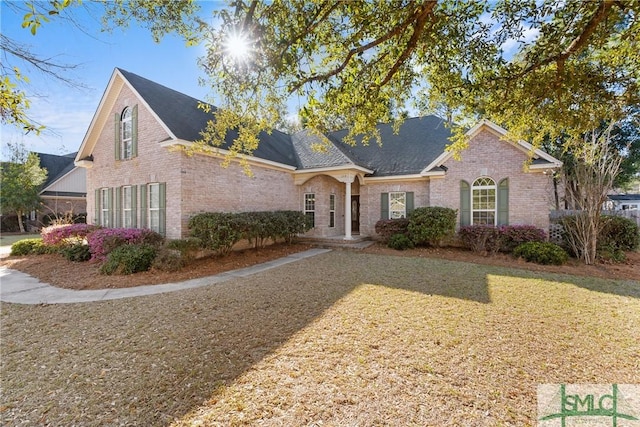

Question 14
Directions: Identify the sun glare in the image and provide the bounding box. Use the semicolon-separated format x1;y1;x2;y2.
223;31;252;62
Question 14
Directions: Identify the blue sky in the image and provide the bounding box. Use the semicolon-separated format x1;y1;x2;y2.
1;1;221;159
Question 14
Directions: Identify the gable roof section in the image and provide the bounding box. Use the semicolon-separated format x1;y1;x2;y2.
35;152;86;196
327;116;452;177
76;68;298;168
37;152;76;188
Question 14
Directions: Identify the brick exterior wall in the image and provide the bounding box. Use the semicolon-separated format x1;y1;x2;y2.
359;180;430;236
430;128;554;231
86;82;554;240
179;154;299;237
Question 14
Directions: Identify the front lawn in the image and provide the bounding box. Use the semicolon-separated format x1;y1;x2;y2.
2;251;638;426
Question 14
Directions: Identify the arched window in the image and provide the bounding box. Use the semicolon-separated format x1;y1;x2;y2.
472;177;496;225
121;107;133;159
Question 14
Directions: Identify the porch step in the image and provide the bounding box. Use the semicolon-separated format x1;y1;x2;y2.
295;235;375;250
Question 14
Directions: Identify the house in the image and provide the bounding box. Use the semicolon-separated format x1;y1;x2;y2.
607;194;640;211
35;152;87;225
75;68;562;240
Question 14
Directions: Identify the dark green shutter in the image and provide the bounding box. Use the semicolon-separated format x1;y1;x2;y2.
114;113;120;160
131;185;138;228
94;189;100;226
381;193;389;220
158;182;166;236
460;180;471;226
115;187;122;227
140;185;147;228
406;192;414;215
131;105;138;157
498;178;509;226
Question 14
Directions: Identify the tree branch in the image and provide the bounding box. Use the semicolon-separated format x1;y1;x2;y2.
288;1;438;93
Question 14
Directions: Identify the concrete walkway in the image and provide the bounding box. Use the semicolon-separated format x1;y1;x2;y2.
0;248;331;305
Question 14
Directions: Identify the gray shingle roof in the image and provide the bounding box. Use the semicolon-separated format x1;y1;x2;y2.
291;129;354;169
117;70;461;176
36;152;77;188
327;116;453;177
118;69;298;167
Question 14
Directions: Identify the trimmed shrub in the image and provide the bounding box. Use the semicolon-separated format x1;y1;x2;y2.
598;215;640;260
41;223;99;246
10;238;53;256
100;244;157;275
513;242;568;265
458;224;546;253
189;213;244;255
387;233;414;250
407;207;457;247
59;243;92;262
458;225;502;253
152;248;184;272
165;237;202;261
87;228;164;261
499;225;547;252
375;219;410;242
276;210;313;243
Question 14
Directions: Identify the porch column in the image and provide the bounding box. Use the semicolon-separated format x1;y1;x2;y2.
340;173;356;240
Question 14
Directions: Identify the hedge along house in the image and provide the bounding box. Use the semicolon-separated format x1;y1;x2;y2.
75;68;562;240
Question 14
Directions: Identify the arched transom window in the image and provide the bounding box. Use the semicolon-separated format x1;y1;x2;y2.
472;177;496;225
121;107;133;159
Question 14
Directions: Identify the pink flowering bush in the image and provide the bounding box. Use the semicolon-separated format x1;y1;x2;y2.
86;228;164;261
41;223;100;246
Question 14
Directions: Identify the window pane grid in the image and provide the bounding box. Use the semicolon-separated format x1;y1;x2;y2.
304;193;315;228
389;192;406;219
148;184;160;232
472;177;496;225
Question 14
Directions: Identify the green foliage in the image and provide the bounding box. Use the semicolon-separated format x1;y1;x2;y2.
407;207;457;247
189;212;244;256
152;248;184;272
599;215;640;252
597;215;640;262
10;238;52;256
165;237;202;261
513;242;569;266
59;243;91;262
387;233;414;251
0;144;47;232
100;244;157;275
189;211;311;255
374;219;410;242
200;1;638;165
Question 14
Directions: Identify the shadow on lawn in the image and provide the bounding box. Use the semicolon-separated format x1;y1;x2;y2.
2;250;637;426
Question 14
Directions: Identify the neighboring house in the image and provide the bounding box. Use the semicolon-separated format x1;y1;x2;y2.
607;194;640;211
35;152;87;225
75;68;562;240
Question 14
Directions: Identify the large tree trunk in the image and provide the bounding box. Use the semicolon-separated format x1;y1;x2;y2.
16;210;26;233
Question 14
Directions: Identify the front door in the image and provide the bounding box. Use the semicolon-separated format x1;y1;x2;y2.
351;195;360;234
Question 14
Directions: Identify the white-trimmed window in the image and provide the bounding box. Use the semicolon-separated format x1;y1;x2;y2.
329;194;336;228
121;107;133;159
304;193;315;228
100;188;111;227
122;186;133;228
148;183;161;232
389;192;407;219
472;177;496;225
